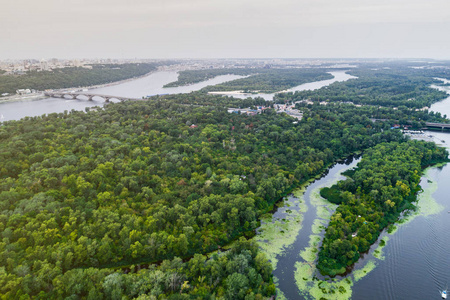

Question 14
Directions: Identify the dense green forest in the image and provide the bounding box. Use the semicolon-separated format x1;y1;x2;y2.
275;66;448;108
0;90;424;298
163;69;260;87
1;61;450;298
294;101;450;127
164;68;333;93
0;63;160;94
318;141;448;276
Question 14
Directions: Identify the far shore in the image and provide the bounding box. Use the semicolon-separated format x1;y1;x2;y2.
0;69;161;105
208;90;272;96
208;90;253;95
208;88;293;96
0;93;47;104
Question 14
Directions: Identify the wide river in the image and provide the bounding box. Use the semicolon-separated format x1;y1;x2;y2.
210;71;356;100
0;71;245;122
1;70;448;299
0;70;354;121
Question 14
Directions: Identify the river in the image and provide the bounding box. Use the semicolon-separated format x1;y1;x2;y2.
0;71;245;122
430;79;450;118
254;157;362;299
209;71;356;100
0;70;354;122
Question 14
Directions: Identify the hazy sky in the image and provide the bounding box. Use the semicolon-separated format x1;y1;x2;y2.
2;0;450;59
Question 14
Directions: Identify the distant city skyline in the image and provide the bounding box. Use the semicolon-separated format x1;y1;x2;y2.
2;0;450;60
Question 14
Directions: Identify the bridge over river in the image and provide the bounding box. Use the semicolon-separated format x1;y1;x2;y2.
371;120;450;131
425;122;450;131
44;92;143;102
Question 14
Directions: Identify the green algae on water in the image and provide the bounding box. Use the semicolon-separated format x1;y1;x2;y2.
254;179;314;268
353;260;377;282
417;167;444;217
294;262;314;292
311;219;326;234
373;236;389;260
294;262;354;300
294;259;377;300
291;163;447;299
387;165;444;239
255;212;304;268
299;234;321;262
308;280;353;300
316;205;334;220
275;288;288;300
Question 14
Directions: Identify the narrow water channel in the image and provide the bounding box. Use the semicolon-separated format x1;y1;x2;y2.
277;157;360;299
254;157;361;299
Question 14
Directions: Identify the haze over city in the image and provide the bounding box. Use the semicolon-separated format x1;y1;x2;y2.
2;0;450;59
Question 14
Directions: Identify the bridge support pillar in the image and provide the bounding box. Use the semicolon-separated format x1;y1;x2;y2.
104;97;110;103
72;95;78;99
88;96;94;101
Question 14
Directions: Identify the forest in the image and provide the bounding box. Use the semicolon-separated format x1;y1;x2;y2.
274;66;449;109
164;68;333;93
0;63;160;94
0;62;450;298
318;141;448;275
163;68;259;87
0;89;428;299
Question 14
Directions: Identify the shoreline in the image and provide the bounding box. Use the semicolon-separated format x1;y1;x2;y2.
0;93;47;104
0;69;161;105
208;90;273;96
85;68;159;91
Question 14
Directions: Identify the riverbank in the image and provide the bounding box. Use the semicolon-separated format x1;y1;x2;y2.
208;90;261;96
0;69;160;105
269;155;449;300
85;69;159;91
0;92;47;104
261;157;360;300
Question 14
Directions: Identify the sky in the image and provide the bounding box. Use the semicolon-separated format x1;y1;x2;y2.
2;0;450;60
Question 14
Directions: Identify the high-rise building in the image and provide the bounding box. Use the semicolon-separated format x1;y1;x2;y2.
40;59;49;71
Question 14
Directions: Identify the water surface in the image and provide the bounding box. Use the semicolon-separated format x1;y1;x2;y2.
0;71;245;122
210;71;357;100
